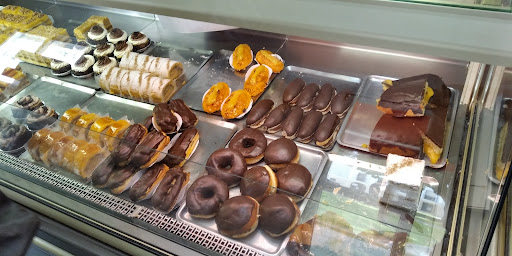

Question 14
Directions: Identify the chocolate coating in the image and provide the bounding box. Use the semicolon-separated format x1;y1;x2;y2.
276;164;312;198
163;127;198;167
331;92;354;116
169;99;197;130
379;77;428;116
263;103;291;129
112;124;147;166
109;28;124;39
313;83;335;111
130;130;167;168
296;83;319;108
131;31;145;40
246;99;274;126
91;158;115;187
129;163;167;201
215;196;259;237
260;194;299;236
105;164;138;189
240;166;273;202
206;148;247;187
315;114;341;142
141;115;154;131
152;167;188;212
297;111;322;140
282;106;304;137
153;103;179;134
89;25;105;35
228;128;267;159
186;175;229;217
264;138;298;165
283;78;306;104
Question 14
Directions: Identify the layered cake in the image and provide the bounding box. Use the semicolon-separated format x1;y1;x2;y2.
15;25;71;67
74;16;112;41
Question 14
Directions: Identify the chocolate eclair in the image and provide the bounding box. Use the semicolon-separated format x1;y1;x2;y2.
313;83;336;114
315;114;341;149
91;158;115;188
141;115;154;131
71;55;95;78
153;103;182;134
330;91;354;117
276;163;312;202
128;31;151;53
168;99;197;130
129;163;169;202
246;99;274;129
162;127;200;167
111;124;148;166
107;28;128;44
93;56;117;76
283;78;306;105
50;59;71;77
296;110;323;143
130;130;170;169
151;167;190;213
87;25;108;46
93;43;115;59
113;41;133;60
106;164;141;194
296;83;320;111
263;103;291;133
264;138;299;170
12;95;43;119
281;106;304;139
26;105;59;130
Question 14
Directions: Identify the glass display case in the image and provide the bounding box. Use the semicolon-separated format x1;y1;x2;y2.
0;0;508;256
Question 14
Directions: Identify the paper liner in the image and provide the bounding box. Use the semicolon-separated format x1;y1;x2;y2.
229;49;253;71
51;70;71;77
220;95;253;120
153;182;189;214
254;53;284;73
202;86;232;112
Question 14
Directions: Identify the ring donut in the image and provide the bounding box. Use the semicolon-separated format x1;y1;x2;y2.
228;128;267;164
206;148;247;187
186;175;229;218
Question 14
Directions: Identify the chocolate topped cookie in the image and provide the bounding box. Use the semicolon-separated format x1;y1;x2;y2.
283;78;306;105
246;99;274;129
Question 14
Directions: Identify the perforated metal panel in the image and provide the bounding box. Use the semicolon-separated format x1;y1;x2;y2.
0;152;263;256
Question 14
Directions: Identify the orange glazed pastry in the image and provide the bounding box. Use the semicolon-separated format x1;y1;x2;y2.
255;50;284;73
202;82;231;114
230;44;253;71
89;116;115;143
244;64;272;96
221;90;252;119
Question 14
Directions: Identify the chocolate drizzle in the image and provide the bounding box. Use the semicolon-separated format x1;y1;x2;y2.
96;56;112;66
109;28;124;38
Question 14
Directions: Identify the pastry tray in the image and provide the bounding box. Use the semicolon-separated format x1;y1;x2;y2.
259;65;362;151
488;98;511;184
80;92;154;123
337;75;459;168
174;49;277;113
176;133;329;256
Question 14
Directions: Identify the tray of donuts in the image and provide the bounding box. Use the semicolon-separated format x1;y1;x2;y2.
177;129;328;256
246;66;362;151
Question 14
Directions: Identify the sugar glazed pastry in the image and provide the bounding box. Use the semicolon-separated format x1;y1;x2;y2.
221;90;252;120
186;175;229;218
202;82;231;114
215;196;260;238
243;64;272;96
255;49;284;73
229;44;253;71
59;107;87;132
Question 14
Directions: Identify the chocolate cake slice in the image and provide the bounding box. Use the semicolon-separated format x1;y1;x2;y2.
377;75;434;117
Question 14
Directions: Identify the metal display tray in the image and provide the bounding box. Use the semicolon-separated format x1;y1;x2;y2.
174;49;277;112
80;92;154;123
176;133;329;256
337;75;459;168
259;65;362;151
488;98;511;184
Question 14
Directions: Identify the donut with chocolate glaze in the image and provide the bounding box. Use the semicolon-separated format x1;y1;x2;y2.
206;148;247;187
281;106;304;139
111;124;147;166
276;163;312;202
153;103;181;134
130;130;170;169
240;165;277;202
228;128;267;164
315;114;341;149
152;167;190;213
215;196;260;238
259;194;300;237
264;138;299;170
330;92;354;118
296;83;320;111
296;111;323;143
263;103;291;133
186;175;229;218
283;78;306;105
313;83;336;114
168;99;197;130
246;99;274;129
129;163;169;202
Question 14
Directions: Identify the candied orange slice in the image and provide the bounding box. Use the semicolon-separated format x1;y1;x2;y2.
231;44;252;71
244;65;271;96
203;82;230;113
221;90;252;119
255;50;284;73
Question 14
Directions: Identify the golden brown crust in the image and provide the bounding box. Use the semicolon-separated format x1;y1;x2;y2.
255;50;284;73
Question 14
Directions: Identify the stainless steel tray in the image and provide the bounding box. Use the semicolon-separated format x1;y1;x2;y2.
260;65;361;151
174;49;277;112
337;75;459;168
176;133;329;256
80;92;154;123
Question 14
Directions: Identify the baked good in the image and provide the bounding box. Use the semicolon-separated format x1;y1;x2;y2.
91;158;115;188
61;139;88;172
259;194;300;237
283;78;306;105
16;25;71;67
215;196;260;238
152;103;182;134
27;128;51;161
351;230;407;256
88;116;115;143
0;124;31;151
106;164;141;194
104;119;132;151
37;131;67;166
246;99;274;129
59;107;88;132
206;148;247;187
72;112;99;138
186;175;229;218
228;128;267;164
229;44;253;71
220;90;252;120
93;43;115;58
276;163;312;202
281;106;304;139
141;115;155;132
296;110;323;143
151;166;190;213
313;83;336;114
74;16;112;41
379;154;424;211
12;95;43;119
92;56;117;76
0;118;12;132
130;130;170;169
86;24;107;46
111;123;148;166
202;82;231;114
47;135;74;168
168;99;197;130
264;138;299;170
240;165;277;202
296;83;320;111
128;32;151;52
162;127;199;167
107;28;128;44
113;41;133;60
263;103;291;133
26;105;59;130
286;217;315;256
148;76;177;103
50;59;71;77
315;114;341;149
73;143;107;178
71;55;95;78
255;50;284;73
119;52;184;80
129;163;169;202
73;41;94;55
330;91;354;117
377;76;434;117
244;64;272;96
0;67;28;91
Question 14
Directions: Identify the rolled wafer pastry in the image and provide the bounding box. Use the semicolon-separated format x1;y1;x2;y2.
129;71;152;100
139;73;153;102
120;70;137;97
149;77;176;104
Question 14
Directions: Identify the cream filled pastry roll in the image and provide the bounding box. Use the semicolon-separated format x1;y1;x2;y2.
149;76;176;104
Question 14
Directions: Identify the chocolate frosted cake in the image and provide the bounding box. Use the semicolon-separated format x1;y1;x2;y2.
71;55;95;78
113;41;133;60
93;56;117;76
128;31;151;53
107;28;128;44
377;76;434;117
26;105;59;130
50;59;71;77
87;25;108;46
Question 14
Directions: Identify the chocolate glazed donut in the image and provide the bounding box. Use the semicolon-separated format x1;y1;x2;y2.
151;166;189;213
206;148;247;187
186;175;229;218
215;196;260;238
228;128;267;164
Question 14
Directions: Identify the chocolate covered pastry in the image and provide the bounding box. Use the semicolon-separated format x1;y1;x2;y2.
283;78;306;105
0;124;31;151
330;91;354;117
168;99;197;130
377;75;434;117
26;105;59;130
12;95;43;119
263;103;291;133
313;83;336;114
246;99;274;129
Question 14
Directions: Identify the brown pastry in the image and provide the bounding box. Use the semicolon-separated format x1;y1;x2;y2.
313;83;336;114
130;130;170;169
264;138;299;170
283;78;306;105
47;135;75;167
315;114;341;149
259;194;300;237
27;128;51;161
111;124;148;166
246;99;274;129
106;164;140;194
38;131;67;167
228;128;267;164
296;83;319;111
151;167;190;213
168;99;197;130
141;115;154;131
129;163;169;202
61;139;89;172
215;196;260;238
240;165;277;202
73;143;108;179
296;110;323;143
263;103;291;133
206;148;247;187
186;175;229;218
276;163;312;202
91;158;116;188
281;106;304;140
330;91;354;117
377;76;434;117
162;127;200;167
153;103;181;134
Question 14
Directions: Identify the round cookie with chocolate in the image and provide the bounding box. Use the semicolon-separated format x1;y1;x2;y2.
276;163;312;202
330;91;354;118
93;43;115;59
263;103;291;133
264;138;299;170
93;56;117;76
206;148;247;187
259;194;300;237
113;41;133;60
228;128;267;164
283;78;306;105
186;175;229;218
71;55;95;78
168;99;197;130
315;114;341;149
296;110;323;143
296;83;320;111
87;25;108;46
246;99;274;129
215;196;260;238
240;165;277;202
313;83;336;114
152;166;189;213
281;106;304;139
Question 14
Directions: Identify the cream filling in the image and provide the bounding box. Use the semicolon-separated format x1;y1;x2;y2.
72;55;95;72
94;43;115;57
50;60;70;70
88;27;108;41
93;57;117;74
114;43;133;59
107;30;128;44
